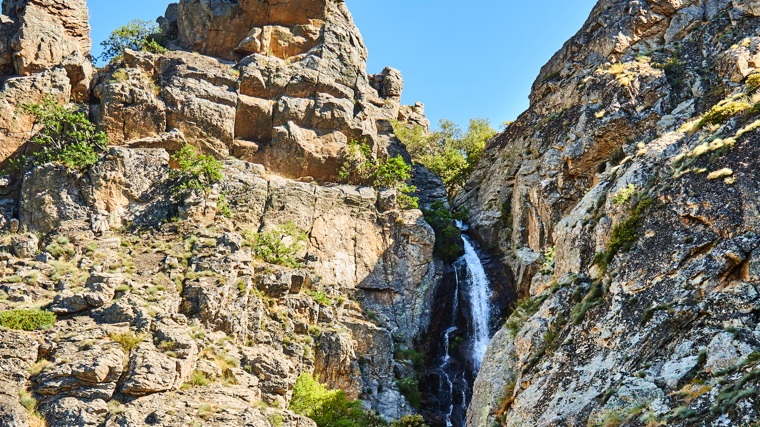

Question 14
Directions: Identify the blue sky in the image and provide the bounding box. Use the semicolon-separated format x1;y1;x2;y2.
88;0;597;131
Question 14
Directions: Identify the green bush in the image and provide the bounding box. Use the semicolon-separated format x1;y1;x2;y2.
422;201;466;262
393;118;496;194
290;372;387;427
0;309;56;331
250;221;308;268
391;415;428;427
169;144;224;200
396;375;421;410
15;95;108;171
594;196;652;272
100;19;167;63
109;331;143;353
339;141;419;210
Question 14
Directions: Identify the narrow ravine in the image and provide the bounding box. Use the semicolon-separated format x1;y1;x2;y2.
425;222;499;427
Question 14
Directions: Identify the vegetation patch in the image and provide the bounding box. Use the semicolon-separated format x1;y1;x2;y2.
100;19;167;63
169;144;224;201
244;221;307;268
0;309;55;331
422;200;466;262
339;141;419;209
110;331;144;353
594;195;653;272
392;118;495;194
505;295;548;337
5;95;109;173
290;372;388;426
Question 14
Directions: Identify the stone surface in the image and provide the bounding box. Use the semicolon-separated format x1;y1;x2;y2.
464;1;760;426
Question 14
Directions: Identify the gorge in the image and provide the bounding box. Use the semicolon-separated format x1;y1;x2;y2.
1;0;760;427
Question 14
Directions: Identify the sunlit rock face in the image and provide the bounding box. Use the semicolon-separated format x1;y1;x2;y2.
463;1;760;426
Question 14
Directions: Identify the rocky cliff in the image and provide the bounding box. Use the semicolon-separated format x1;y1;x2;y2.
0;0;455;426
462;0;760;426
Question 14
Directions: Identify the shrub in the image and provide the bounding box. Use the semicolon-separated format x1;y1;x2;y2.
611;183;636;205
169;144;224;200
391;415;428;427
505;296;548;337
17;95;108;171
697;99;751;129
339;141;419;210
189;370;210;387
100;19;167;63
396;375;421;410
290;372;385;427
0;309;56;331
251;221;308;268
594;196;652;272
110;331;143;353
422;201;466;262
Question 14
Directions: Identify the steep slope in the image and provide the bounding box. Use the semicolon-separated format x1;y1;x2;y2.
461;0;760;426
0;0;458;426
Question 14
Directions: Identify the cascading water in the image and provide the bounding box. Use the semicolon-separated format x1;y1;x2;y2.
426;221;502;427
460;234;492;371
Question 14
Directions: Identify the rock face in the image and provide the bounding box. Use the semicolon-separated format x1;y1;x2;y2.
0;0;93;170
463;1;760;426
90;0;416;183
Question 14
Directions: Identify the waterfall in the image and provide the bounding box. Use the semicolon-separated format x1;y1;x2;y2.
441;327;458;426
459;230;492;372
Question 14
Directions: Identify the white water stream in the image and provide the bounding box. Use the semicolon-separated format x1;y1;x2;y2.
460;234;492;372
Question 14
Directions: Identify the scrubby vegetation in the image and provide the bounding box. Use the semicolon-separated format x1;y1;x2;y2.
393;118;496;194
594;194;652;272
6;95;109;172
289;372;388;426
100;19;168;63
243;221;308;268
0;309;56;331
339;141;419;209
422;201;466;262
169;144;224;200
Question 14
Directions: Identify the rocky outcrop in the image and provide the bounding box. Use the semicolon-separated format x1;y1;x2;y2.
464;1;760;426
91;0;420;183
0;0;93;170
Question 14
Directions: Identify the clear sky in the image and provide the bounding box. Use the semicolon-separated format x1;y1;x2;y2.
88;0;598;131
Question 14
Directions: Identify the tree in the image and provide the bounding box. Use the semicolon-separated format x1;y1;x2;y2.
17;94;108;171
339;141;419;210
392;118;496;194
100;19;167;63
290;373;387;427
169;144;224;200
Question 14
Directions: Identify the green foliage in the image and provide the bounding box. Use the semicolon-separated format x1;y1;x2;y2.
100;19;167;63
594;196;653;272
505;296;548;337
640;304;672;326
0;309;55;331
571;281;604;325
697;99;752;129
16;95;108;171
396;375;421;410
611;184;636;205
110;331;143;353
189;370;210;387
169;144;224;200
390;415;428;427
393;346;425;371
217;192;233;218
290;372;387;427
250;221;307;268
393;118;496;193
339;141;418;210
422;201;466;262
307;288;332;307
